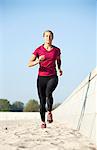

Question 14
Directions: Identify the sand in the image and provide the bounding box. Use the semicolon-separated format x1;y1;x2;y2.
0;119;96;150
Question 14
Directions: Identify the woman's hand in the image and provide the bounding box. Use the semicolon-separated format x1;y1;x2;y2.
39;55;45;62
58;69;63;76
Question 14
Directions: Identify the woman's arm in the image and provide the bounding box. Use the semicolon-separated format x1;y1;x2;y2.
27;54;39;67
27;54;45;67
56;55;63;76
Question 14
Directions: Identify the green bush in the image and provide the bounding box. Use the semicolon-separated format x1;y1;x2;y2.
11;101;24;112
0;99;11;111
23;99;39;112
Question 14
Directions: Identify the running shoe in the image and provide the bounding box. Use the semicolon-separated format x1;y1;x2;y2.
47;112;53;123
41;123;46;128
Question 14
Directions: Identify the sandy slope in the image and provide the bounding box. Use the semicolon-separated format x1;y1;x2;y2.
0;119;96;150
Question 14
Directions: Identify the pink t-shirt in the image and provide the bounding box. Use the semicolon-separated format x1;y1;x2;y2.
32;44;61;76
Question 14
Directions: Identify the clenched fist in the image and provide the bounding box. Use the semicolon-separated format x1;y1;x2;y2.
39;55;45;62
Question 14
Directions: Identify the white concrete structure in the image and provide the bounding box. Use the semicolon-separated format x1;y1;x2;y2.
54;67;97;144
0;112;40;121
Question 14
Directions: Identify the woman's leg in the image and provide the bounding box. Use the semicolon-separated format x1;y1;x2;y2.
37;76;47;122
46;76;58;112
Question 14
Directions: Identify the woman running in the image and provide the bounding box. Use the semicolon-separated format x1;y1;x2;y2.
28;30;62;128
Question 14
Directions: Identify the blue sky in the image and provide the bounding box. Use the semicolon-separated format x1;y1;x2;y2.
0;0;96;105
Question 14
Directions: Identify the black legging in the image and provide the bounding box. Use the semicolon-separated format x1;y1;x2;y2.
37;75;58;122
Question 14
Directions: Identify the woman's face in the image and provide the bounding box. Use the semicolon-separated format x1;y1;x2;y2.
43;32;53;44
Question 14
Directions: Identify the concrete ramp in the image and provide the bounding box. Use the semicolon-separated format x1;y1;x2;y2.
53;67;97;144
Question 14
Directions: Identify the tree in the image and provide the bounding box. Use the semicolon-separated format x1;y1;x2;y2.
23;99;39;112
11;101;24;112
0;99;11;111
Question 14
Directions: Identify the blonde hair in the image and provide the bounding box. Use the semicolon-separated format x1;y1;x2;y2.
43;30;54;39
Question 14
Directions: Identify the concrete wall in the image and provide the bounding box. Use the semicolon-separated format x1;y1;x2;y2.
0;112;40;121
53;67;97;144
